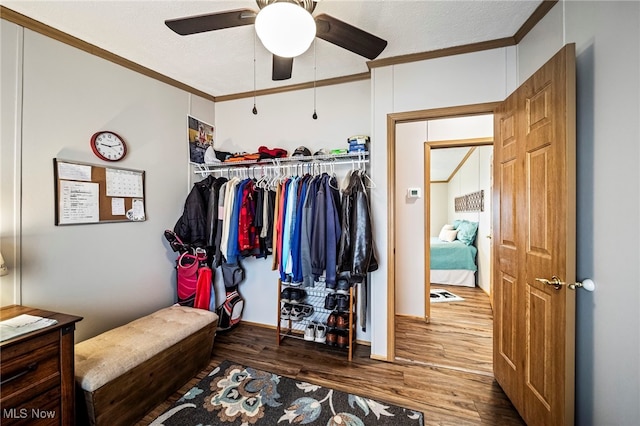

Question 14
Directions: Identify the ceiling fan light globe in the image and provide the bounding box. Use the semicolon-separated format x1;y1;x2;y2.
255;2;316;58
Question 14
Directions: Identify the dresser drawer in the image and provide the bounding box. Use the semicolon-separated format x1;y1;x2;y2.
1;306;82;426
1;385;61;426
1;330;60;404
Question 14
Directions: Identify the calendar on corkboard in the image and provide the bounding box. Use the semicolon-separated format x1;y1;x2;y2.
53;158;146;225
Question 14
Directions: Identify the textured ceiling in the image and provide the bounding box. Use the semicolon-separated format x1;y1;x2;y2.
2;0;542;97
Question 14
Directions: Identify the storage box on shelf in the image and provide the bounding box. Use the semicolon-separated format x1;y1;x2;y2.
276;277;357;361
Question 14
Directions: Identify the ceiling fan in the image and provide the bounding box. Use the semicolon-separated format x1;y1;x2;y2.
165;0;388;81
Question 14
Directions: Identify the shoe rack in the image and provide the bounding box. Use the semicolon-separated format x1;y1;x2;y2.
276;277;357;361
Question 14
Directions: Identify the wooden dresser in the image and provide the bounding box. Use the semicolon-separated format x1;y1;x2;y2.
1;305;82;426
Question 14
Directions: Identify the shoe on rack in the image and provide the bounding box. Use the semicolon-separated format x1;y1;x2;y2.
326;329;337;346
315;324;327;343
336;279;350;295
281;303;292;320
289;288;307;304
335;294;349;312
336;313;349;330
304;323;316;341
326;312;337;328
300;304;314;318
324;293;337;310
337;331;349;349
281;288;292;303
290;306;305;321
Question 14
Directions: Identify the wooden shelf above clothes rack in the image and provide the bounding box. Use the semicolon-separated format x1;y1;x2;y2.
191;151;369;176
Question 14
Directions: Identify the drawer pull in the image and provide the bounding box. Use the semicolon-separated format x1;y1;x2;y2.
1;362;38;385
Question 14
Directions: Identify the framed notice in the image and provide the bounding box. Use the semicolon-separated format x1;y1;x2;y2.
53;158;146;225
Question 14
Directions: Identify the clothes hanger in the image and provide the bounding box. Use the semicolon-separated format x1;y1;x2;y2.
359;168;376;189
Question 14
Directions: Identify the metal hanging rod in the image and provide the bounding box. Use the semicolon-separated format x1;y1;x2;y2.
192;151;368;176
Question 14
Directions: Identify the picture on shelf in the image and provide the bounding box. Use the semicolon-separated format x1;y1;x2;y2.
187;115;214;164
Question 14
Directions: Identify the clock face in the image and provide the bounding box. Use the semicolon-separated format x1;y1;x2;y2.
90;131;127;161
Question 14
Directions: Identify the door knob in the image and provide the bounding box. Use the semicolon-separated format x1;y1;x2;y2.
535;276;596;291
572;279;596;291
535;276;564;290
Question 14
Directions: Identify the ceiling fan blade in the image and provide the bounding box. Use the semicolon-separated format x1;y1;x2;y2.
315;14;387;60
272;55;293;81
165;9;256;35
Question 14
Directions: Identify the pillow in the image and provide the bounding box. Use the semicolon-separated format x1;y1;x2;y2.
452;219;463;230
442;224;455;230
439;227;458;242
456;220;479;245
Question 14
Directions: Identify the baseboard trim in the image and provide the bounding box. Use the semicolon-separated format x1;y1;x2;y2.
240;320;277;331
370;353;392;362
395;313;424;320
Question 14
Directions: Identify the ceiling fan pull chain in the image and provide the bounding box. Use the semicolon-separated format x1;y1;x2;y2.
252;30;258;115
312;39;318;120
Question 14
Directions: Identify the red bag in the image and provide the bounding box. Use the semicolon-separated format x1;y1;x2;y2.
194;265;212;310
176;250;207;307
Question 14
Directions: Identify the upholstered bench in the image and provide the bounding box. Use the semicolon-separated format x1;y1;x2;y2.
74;305;218;426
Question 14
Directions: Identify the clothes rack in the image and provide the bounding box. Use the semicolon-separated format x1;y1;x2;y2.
191;151;369;177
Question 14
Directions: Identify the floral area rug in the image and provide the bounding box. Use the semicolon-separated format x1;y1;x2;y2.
150;360;424;426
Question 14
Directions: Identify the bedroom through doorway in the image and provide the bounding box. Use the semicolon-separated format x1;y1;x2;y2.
394;114;494;370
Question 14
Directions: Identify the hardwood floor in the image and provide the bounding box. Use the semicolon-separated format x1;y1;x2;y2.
137;287;524;425
395;285;494;375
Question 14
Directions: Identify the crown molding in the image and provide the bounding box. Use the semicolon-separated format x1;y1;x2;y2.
367;37;516;70
215;72;370;102
0;6;216;102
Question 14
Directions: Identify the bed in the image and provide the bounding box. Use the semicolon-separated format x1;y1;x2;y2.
430;220;479;287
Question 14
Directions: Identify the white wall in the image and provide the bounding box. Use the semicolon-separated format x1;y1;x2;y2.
1;26;215;342
518;1;640;424
394;121;426;317
214;80;373;341
430;184;447;236
0;20;22;306
427;115;493;141
370;46;516;354
476;146;492;296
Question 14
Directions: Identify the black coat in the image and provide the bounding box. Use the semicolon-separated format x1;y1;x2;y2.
338;172;378;283
174;175;215;247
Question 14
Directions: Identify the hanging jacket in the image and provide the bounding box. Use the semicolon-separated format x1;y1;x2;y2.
214;181;228;266
291;176;310;283
324;175;341;286
227;179;248;264
300;175;318;287
207;177;227;247
310;174;328;278
338;172;378;283
174;175;214;247
239;180;259;256
271;182;282;271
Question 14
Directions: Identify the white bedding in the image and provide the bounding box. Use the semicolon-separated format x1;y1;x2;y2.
430;269;476;287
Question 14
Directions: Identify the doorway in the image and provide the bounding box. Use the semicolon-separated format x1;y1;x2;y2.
423;120;494;321
394;115;494;369
385;102;499;360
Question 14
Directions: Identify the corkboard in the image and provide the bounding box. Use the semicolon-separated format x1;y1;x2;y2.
53;158;146;225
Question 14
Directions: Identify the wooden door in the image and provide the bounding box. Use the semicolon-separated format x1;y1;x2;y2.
493;44;576;426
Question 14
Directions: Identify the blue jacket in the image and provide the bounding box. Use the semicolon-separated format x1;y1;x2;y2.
324;175;341;286
311;174;327;278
